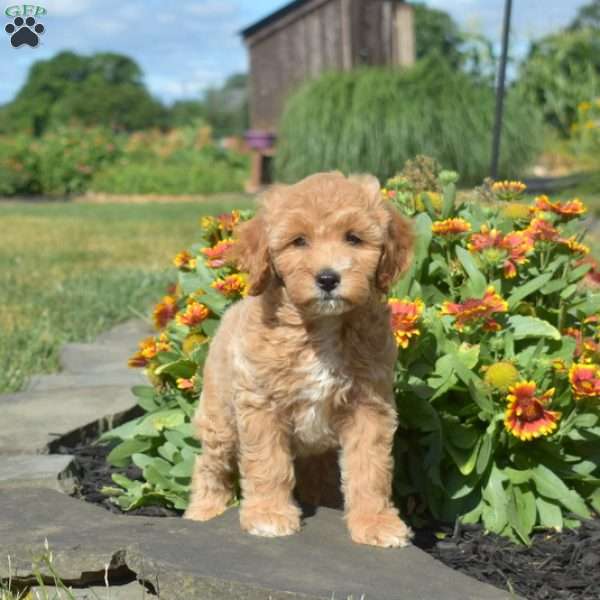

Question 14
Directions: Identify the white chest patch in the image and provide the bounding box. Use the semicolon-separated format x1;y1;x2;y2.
292;356;351;452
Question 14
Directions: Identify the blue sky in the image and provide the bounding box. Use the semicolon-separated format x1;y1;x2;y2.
0;0;589;105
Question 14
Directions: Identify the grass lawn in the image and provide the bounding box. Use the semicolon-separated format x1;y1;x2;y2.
0;197;253;394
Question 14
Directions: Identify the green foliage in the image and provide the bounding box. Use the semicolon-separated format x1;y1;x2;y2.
106;164;599;543
0;125;249;196
517;28;600;135
569;0;600;30
274;61;542;185
0;52;166;135
201;73;249;138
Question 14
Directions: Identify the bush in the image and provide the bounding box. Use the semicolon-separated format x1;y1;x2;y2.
570;98;600;157
90;128;249;194
274;60;542;185
105;162;600;543
517;28;600;136
0;125;249;196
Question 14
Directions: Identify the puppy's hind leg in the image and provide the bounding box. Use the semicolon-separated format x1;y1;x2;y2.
184;398;237;522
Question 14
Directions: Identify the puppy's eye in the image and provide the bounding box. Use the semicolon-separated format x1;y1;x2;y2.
345;232;362;246
292;236;308;247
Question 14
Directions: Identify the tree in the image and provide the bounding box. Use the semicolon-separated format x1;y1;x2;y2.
413;4;495;79
0;51;166;134
518;28;600;134
570;0;600;30
202;73;249;137
169;100;206;128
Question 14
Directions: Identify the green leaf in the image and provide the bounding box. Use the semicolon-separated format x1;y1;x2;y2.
513;483;537;540
202;318;221;337
507;272;553;308
476;433;492;476
559;284;577;299
455;246;487;296
508;316;561;340
445;438;481;476
532;464;590;518
536;497;563;531
155;359;197;378
441;183;455;219
107;438;151;467
481;465;508;533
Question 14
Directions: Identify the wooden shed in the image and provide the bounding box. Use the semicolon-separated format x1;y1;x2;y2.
241;0;415;133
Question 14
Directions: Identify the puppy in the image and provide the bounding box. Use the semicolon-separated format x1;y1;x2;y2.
184;171;414;547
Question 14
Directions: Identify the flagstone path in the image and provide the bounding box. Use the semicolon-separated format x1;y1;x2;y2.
0;320;517;599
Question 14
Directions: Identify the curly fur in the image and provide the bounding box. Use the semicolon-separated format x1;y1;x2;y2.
184;171;415;547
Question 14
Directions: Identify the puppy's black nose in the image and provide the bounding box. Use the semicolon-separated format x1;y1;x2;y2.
316;269;340;292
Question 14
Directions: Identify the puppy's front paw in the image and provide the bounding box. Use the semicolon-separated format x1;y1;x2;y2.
240;503;301;537
184;493;232;521
347;508;413;548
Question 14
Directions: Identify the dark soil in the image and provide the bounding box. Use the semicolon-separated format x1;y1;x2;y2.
60;442;600;600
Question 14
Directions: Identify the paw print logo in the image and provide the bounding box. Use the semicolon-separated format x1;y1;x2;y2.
5;16;45;48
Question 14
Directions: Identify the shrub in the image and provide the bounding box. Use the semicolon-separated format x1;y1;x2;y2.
0;125;249;196
570;98;600;157
35;126;123;195
105;165;600;542
274;61;542;185
0;133;40;195
517;28;600;136
89;129;249;194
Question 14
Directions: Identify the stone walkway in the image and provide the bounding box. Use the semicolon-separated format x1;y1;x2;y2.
0;320;516;599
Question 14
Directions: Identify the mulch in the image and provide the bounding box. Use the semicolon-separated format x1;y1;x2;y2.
58;442;600;600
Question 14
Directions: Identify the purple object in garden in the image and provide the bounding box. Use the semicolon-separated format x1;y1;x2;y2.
244;129;276;151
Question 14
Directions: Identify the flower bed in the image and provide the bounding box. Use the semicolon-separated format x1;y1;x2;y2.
104;158;599;547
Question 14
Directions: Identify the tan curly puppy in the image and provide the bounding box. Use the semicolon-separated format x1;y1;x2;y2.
184;171;414;548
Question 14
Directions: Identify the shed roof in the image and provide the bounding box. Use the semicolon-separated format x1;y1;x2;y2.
241;0;406;39
241;0;307;38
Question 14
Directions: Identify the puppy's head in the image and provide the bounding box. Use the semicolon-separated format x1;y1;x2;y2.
229;172;414;316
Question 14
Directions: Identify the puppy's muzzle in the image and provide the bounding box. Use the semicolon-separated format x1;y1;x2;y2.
316;269;341;292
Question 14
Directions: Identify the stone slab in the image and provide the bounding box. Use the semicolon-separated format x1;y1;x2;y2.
30;581;150;599
0;387;137;455
59;343;137;375
0;488;516;600
58;320;153;377
26;371;146;393
94;319;154;347
0;455;74;492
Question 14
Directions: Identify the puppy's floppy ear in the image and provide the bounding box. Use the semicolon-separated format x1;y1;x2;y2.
376;206;415;293
227;215;271;295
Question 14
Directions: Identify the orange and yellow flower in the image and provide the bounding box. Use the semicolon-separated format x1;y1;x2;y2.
211;273;248;297
504;381;560;441
176;377;196;391
560;237;590;255
440;287;508;331
217;210;241;233
524;218;560;242
201;238;236;268
532;195;586;218
152;295;178;329
173;250;197;271
468;226;533;278
569;363;600;398
176;301;210;328
492;180;526;201
388;298;424;348
128;334;170;368
431;218;471;236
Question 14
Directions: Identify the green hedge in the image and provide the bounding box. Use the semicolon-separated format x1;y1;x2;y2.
274;60;543;185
